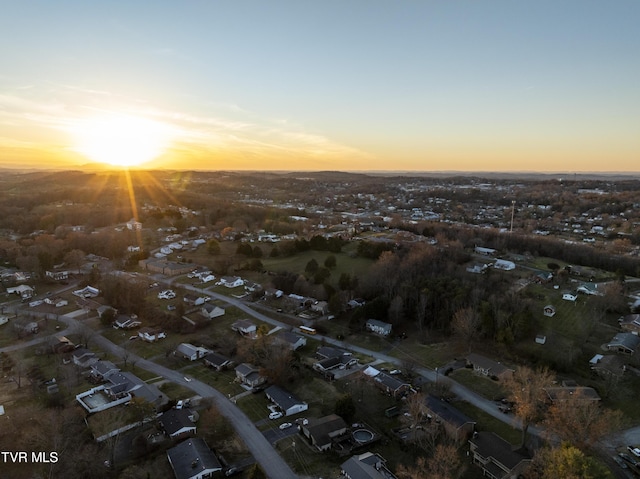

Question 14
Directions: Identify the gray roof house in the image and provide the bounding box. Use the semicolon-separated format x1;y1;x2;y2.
300;414;348;452
275;330;307;351
466;353;514;380
235;363;266;389
159;408;197;439
200;304;225;320
202;351;232;371
176;343;210;361
469;432;531;479
265;385;308;416
341;452;397;479
166;438;222;479
606;332;640;355
424;395;476;442
365;319;392;336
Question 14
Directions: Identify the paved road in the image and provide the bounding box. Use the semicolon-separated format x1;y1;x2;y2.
56;312;299;479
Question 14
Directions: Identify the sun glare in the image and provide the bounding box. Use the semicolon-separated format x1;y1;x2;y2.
70;113;172;167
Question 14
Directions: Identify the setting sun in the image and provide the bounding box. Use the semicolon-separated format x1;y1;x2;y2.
69;113;173;167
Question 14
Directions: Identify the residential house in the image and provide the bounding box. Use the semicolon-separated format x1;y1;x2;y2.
619;314;640;334
373;373;411;398
176;343;210;361
469;431;531;479
126;218;142;231
265;385;308;416
44;296;68;308
89;360;120;383
220;276;244;288
51;336;75;354
300;414;348;452
102;371;168;408
264;288;283;299
113;314;142;330
467;263;488;274
235;363;266;389
45;270;69;281
166;438;222;479
562;292;577;302
6;284;34;299
159;408;197;439
544;383;601;403
275;330;307;351
310;301;329;315
72;348;98;368
138;327;166;342
475;246;497;256
424;395;476;442
365;319;392;337
73;285;99;298
200;304;225;320
0;316;8;327
606;332;640;355
493;259;516;271
590;354;626;379
202;351;232;371
183;294;203;306
341;452;397;479
313;347;358;373
576;283;601;296
231;319;257;338
543;305;556;317
12;318;40;334
466;353;514;380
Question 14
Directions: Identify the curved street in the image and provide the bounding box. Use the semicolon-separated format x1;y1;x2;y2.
2;275;633;478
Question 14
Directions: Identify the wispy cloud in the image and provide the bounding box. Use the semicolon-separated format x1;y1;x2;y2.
0;82;373;168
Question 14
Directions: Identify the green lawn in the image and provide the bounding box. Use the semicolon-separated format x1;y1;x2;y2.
453;400;522;445
450;368;507;401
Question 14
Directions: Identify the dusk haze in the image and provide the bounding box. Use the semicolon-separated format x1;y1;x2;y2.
1;1;638;172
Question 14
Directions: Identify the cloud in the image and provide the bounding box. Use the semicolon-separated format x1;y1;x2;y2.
0;83;374;168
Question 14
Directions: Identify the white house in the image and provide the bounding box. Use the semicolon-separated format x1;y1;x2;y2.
265;385;308;416
493;259;516;271
365;319;392;336
219;276;244;288
562;292;578;302
200;304;225;320
138;327;166;342
175;343;210;361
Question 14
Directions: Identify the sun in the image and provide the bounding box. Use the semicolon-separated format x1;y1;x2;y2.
70;113;173;167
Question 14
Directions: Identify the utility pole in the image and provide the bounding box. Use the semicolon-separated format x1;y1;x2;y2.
510;200;516;233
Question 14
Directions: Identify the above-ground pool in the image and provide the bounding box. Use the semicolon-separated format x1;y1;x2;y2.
352;429;375;443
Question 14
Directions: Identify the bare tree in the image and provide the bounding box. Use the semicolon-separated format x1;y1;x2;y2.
451;307;480;353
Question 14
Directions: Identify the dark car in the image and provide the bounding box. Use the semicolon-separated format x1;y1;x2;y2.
618;452;638;468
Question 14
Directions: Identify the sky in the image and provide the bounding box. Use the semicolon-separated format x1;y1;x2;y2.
0;1;639;172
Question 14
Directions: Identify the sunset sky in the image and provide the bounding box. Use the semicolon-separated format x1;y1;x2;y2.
1;1;638;172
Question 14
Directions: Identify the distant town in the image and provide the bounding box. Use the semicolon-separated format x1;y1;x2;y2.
1;169;640;479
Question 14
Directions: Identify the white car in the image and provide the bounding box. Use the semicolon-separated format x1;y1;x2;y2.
269;411;283;420
158;290;176;299
279;422;292;430
183;376;192;382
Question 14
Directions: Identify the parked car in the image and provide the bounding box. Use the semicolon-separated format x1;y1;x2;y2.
619;452;639;467
269;411;283;420
613;455;628;469
279;422;292;430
